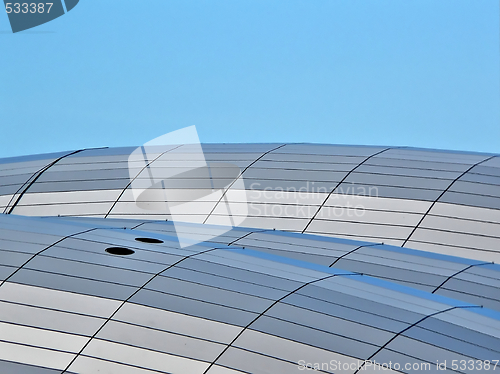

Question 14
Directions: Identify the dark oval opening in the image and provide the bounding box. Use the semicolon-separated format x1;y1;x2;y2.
105;247;135;256
135;237;164;244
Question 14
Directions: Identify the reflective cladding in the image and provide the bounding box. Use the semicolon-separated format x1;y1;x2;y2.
0;213;498;372
274;143;386;156
379;147;491;164
0;144;498;373
0;144;498;261
0;150;72;165
261;151;366;165
477;156;500;168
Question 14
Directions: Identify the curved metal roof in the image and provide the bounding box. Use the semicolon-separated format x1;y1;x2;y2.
0;144;499;373
1;144;499;261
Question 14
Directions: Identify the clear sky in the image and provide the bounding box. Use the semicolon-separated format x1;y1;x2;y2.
0;0;499;158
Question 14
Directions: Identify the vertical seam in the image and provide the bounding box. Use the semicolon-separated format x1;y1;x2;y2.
203;272;360;374
432;261;492;294
104;145;183;218
202;144;287;225
5;149;85;214
0;227;97;289
353;305;482;374
227;229;275;246
329;243;382;267
3;165;48;214
402;155;497;247
302;147;395;234
61;246;219;373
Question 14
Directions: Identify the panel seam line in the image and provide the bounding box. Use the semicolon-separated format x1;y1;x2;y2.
202;144;287;225
0;227;97;289
203;272;360;374
431;261;493;294
352;304;482;374
5;149;85;214
104;145;183;218
402;155;497;247
329;243;381;267
61;246;220;373
302;147;396;234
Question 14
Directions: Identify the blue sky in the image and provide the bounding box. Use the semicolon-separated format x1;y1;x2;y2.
0;0;499;158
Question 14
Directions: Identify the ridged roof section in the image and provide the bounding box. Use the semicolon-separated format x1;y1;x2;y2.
0;214;499;373
0;144;498;262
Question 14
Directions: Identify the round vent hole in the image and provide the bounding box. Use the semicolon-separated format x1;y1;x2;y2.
135;237;164;244
105;247;135;256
